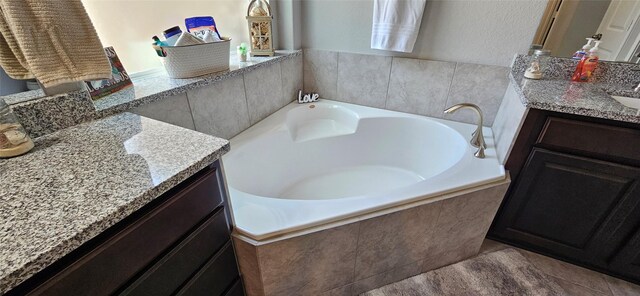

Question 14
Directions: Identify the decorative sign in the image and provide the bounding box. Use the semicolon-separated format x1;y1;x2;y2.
298;90;319;104
84;47;132;100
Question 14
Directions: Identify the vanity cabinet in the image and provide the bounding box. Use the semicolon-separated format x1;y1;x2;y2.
7;160;244;296
490;109;640;284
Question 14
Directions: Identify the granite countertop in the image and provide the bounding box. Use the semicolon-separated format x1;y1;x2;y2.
508;54;640;123
509;73;640;123
0;113;229;293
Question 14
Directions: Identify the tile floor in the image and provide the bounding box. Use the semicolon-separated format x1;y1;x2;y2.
363;239;640;296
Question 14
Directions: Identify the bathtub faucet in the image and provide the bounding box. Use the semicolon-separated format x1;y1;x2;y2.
443;103;486;159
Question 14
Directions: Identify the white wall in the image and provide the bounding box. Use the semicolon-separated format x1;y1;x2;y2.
301;0;547;67
83;0;252;74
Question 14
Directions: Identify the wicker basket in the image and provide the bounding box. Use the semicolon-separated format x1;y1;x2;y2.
159;38;230;78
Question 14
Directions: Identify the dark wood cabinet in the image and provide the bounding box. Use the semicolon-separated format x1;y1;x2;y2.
490;109;640;284
7;160;244;296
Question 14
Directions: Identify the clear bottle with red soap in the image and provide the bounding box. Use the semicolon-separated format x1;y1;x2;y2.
572;40;601;82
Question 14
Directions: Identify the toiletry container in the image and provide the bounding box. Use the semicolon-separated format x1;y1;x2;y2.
0;98;34;158
163;26;183;46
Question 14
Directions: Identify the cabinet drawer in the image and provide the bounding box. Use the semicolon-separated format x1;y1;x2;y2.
30;168;223;296
537;116;640;161
121;208;230;295
176;242;240;296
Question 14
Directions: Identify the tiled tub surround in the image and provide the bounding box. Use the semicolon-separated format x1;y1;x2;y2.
303;49;511;126
3;51;302;139
223;99;508;295
233;179;510;296
0;113;229;293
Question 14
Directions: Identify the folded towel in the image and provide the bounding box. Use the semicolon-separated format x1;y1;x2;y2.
371;0;427;53
0;0;111;88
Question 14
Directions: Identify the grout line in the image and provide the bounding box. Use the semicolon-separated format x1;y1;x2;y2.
335;51;340;100
182;92;197;131
384;57;395;109
241;74;253;125
441;62;459;120
602;274;619;296
350;221;363;286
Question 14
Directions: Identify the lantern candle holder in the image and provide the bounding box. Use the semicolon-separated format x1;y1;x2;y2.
246;0;274;57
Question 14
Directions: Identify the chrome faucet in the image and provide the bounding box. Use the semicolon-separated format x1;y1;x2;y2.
444;103;486;158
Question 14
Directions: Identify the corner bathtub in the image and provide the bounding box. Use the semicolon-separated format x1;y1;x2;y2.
223;100;505;240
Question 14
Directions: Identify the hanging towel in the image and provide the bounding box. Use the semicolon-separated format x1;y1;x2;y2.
371;0;427;53
0;0;111;88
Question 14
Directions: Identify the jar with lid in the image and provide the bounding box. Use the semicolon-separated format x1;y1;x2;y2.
524;49;551;80
0;98;34;158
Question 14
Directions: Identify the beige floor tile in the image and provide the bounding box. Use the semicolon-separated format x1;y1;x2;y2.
605;275;640;296
479;239;510;254
519;250;610;294
552;275;610;296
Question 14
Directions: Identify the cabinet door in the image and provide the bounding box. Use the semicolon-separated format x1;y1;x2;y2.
492;148;640;268
610;227;640;283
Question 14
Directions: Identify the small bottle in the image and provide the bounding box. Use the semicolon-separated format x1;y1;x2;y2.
152;36;168;47
572;38;594;60
572;41;600;82
163;26;182;46
237;43;248;62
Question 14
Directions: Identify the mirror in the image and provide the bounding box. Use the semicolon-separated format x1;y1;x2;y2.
533;0;640;62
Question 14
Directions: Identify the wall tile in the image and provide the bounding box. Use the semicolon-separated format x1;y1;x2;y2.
131;93;195;130
232;237;265;296
351;260;424;295
244;63;285;125
258;223;360;296
386;58;456;118
187;75;250;139
337;52;392;108
281;54;303;105
423;182;510;272
354;202;441;280
443;63;510;126
491;82;528;164
303;49;338;99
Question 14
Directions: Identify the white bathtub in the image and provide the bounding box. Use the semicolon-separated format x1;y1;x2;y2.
223;100;505;240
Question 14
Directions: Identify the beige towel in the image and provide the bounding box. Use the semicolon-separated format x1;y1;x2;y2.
0;0;111;88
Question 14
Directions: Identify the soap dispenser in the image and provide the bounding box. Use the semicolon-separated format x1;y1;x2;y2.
572;38;594;60
572;41;601;82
